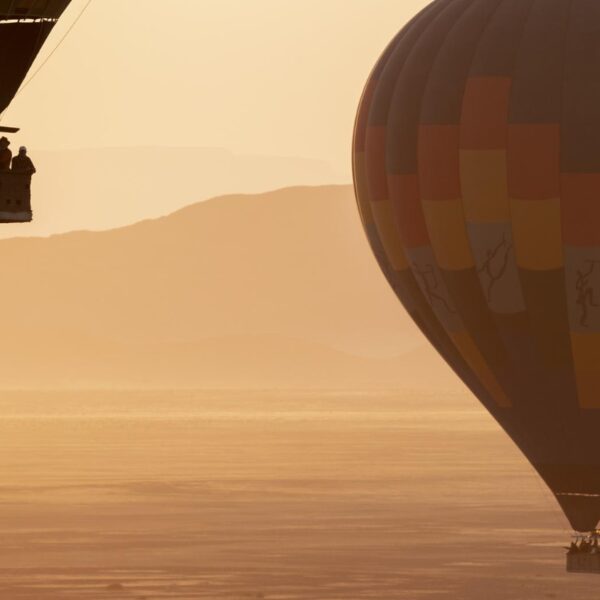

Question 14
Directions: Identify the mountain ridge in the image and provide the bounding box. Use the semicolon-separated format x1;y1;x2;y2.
0;184;460;391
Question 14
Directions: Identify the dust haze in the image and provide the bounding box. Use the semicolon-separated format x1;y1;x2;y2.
0;185;586;599
0;1;585;598
0;390;593;599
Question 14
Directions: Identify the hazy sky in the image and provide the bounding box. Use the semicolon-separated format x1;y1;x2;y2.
4;0;429;177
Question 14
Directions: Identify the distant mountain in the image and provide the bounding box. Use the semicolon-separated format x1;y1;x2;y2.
0;147;348;238
0;185;461;390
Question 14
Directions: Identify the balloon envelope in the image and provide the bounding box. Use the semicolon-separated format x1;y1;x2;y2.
353;0;600;532
0;0;72;114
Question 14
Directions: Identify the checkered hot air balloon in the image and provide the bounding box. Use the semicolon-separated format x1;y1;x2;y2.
353;0;600;536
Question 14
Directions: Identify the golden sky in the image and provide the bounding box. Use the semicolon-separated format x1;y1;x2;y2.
4;0;429;176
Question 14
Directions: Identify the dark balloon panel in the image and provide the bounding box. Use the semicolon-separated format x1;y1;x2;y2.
0;1;72;115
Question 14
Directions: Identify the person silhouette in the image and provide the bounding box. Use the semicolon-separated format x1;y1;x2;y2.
11;146;36;175
0;136;12;172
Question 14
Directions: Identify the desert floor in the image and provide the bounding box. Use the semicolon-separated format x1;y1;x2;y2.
0;390;592;599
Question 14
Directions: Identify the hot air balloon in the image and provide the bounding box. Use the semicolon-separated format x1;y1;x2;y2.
353;0;600;572
0;0;72;223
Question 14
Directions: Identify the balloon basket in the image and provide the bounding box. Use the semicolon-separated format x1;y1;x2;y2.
0;171;32;223
567;552;600;574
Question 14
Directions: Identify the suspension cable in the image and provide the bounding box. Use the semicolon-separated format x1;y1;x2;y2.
16;0;94;97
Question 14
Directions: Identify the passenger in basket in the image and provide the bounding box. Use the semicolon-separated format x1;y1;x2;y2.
0;137;12;171
11;146;36;176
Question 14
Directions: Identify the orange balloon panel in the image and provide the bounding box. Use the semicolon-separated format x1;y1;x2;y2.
353;0;600;532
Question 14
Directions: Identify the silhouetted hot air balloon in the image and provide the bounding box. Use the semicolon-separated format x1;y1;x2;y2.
353;0;600;560
0;0;72;223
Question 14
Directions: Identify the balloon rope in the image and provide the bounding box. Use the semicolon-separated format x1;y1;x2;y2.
16;0;94;96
